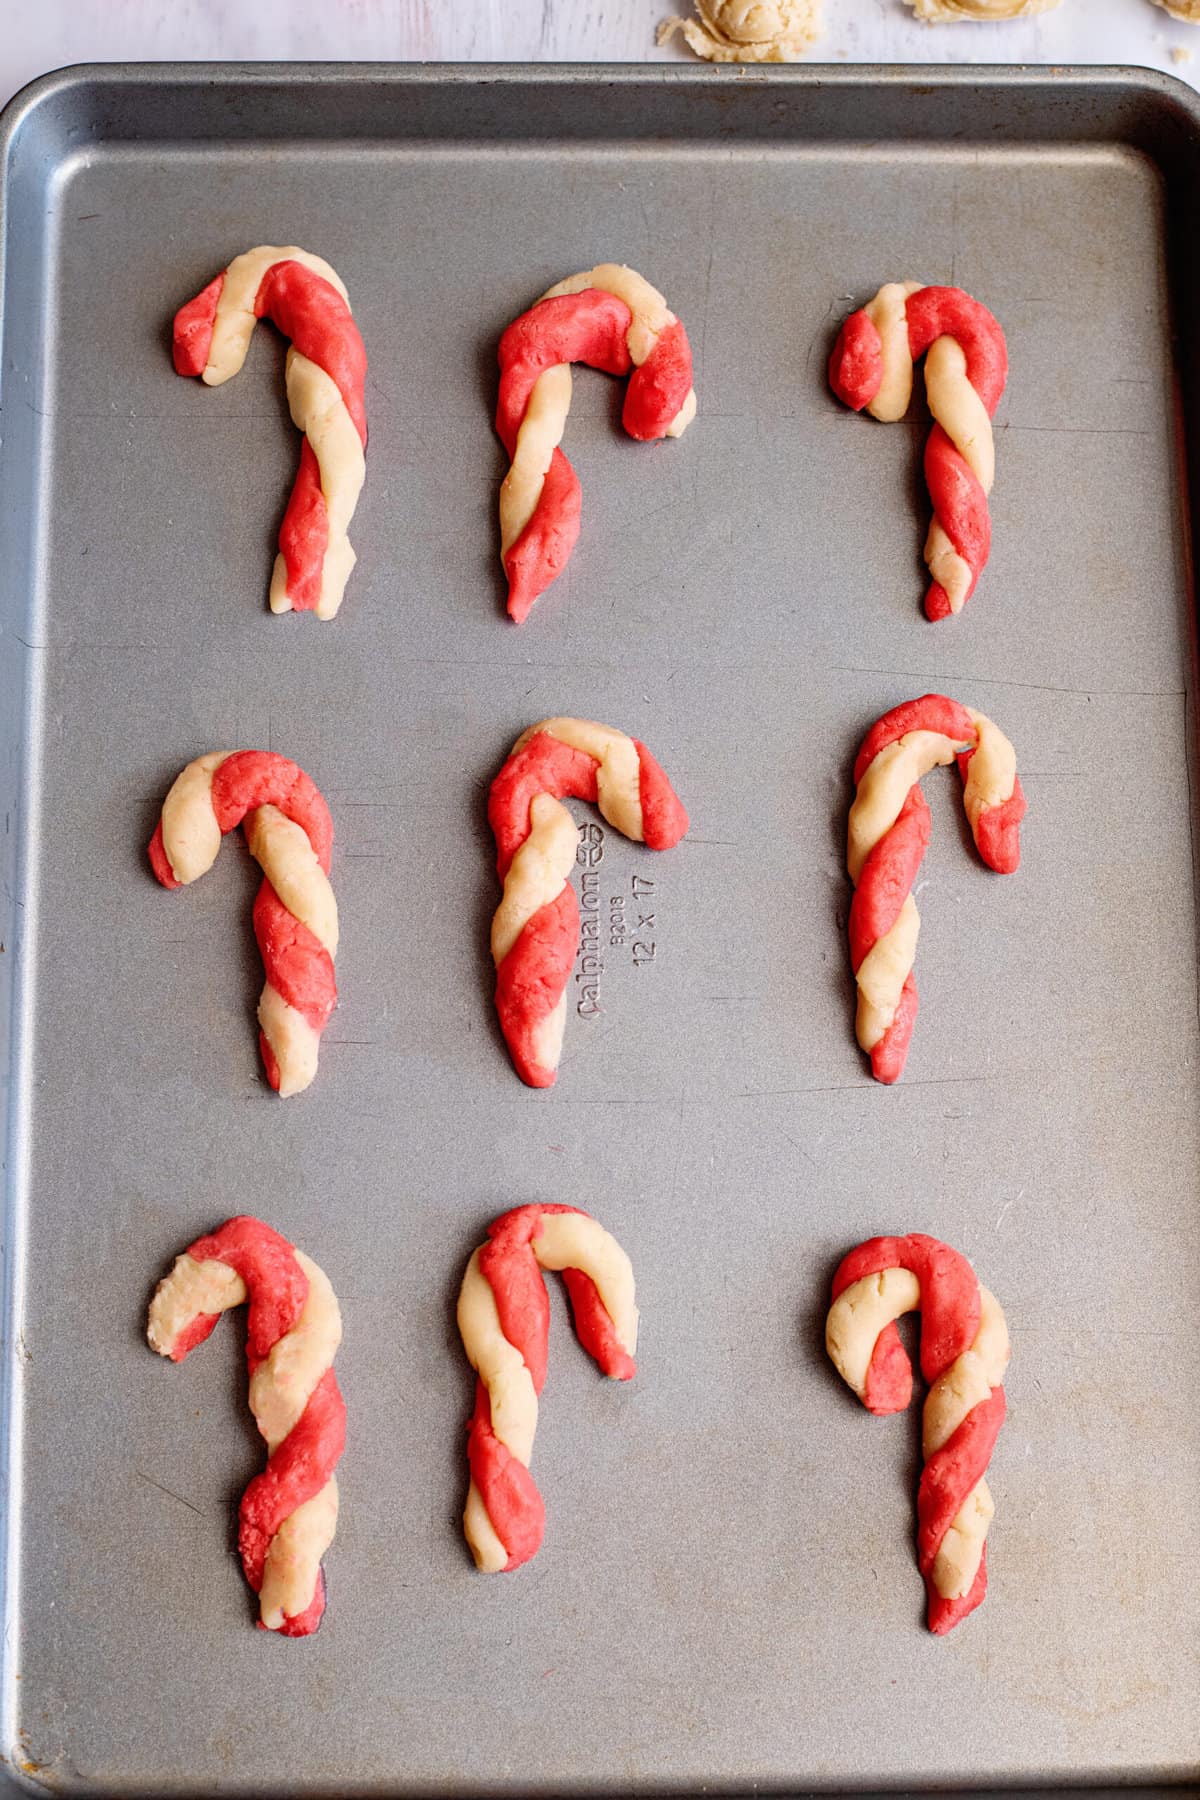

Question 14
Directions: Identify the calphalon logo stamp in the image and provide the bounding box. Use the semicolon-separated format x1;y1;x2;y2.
576;823;604;1017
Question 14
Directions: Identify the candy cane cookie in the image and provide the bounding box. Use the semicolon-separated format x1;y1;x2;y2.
148;751;337;1097
147;1216;345;1636
489;717;690;1086
826;1233;1009;1633
848;695;1025;1084
496;265;696;622
173;246;367;620
829;283;1007;620
458;1203;637;1571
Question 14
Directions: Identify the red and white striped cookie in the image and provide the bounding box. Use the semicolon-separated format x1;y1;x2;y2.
496;264;696;622
829;283;1007;620
826;1233;1009;1634
457;1203;637;1572
174;246;368;620
488;717;690;1086
148;751;337;1097
148;1215;346;1636
848;695;1025;1084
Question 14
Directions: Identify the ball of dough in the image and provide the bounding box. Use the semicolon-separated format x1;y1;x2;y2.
657;0;822;61
903;0;1061;18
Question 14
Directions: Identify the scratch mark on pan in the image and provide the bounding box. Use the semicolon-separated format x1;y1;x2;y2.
737;1074;993;1098
1002;423;1154;438
829;666;1184;700
136;1470;207;1518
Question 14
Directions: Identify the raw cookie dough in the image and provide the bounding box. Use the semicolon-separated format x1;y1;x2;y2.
457;1204;637;1572
497;265;696;622
657;0;822;60
847;695;1025;1084
829;282;1008;620
488;718;689;1086
147;1215;346;1636
174;246;368;620
148;750;338;1096
826;1233;1009;1634
904;0;1060;17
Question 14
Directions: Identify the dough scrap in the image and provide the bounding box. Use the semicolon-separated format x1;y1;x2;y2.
657;0;822;60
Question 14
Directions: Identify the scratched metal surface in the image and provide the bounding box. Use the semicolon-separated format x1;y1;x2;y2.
0;65;1198;1798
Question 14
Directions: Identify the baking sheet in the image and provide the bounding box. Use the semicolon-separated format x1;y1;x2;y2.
1;63;1198;1797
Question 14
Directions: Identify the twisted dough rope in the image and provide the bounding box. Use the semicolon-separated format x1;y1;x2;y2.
174;246;368;620
657;0;823;60
147;1215;345;1636
488;717;690;1087
848;695;1025;1084
826;1233;1009;1634
829;283;1007;620
148;750;337;1097
496;264;697;622
457;1203;637;1572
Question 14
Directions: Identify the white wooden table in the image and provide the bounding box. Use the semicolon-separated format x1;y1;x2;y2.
1;0;1196;111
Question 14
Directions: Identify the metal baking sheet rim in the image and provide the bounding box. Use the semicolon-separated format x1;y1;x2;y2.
0;60;1199;1800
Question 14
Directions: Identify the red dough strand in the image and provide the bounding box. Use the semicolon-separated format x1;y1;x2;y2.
489;733;602;875
923;426;990;622
173;273;224;376
624;317;692;440
853;694;976;784
848;786;931;971
634;738;692;847
466;1384;546;1569
278;438;330;616
828;1233;1009;1634
832;1234;980;1395
493;888;580;1089
253;261;367;443
904;288;1007;413
208;751;333;865
497;291;634;439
